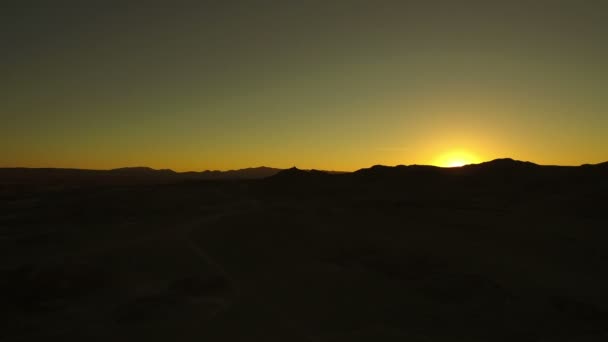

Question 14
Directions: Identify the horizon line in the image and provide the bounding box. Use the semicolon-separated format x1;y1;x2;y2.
2;158;606;174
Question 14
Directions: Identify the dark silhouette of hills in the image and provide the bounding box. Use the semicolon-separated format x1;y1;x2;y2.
473;157;538;167
2;157;608;340
0;166;282;187
582;161;608;169
352;164;445;178
182;166;282;180
270;167;332;179
4;158;606;188
2;159;606;197
109;166;177;175
265;158;607;184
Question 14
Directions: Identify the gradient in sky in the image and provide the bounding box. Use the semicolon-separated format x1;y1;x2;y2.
2;1;607;171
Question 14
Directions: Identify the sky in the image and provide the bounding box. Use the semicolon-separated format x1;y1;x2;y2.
2;1;607;171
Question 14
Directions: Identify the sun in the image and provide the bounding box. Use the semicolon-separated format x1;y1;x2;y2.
435;151;481;168
446;159;468;167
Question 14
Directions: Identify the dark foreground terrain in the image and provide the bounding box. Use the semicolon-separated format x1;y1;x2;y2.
1;159;607;341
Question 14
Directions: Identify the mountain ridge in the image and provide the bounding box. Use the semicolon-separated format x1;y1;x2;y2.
2;158;607;186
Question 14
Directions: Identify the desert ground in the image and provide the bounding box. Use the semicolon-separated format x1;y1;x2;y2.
1;160;607;341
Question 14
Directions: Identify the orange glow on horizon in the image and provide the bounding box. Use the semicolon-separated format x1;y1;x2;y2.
434;150;481;168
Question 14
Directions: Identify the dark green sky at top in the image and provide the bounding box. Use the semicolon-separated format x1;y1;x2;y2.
2;1;607;170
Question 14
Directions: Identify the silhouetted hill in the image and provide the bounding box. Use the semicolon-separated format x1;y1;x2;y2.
2;160;607;190
351;159;542;180
353;164;446;179
265;168;333;192
2;158;608;341
270;167;331;179
0;166;282;187
181;167;281;180
466;157;538;169
109;167;177;175
257;158;608;199
349;158;608;181
581;161;608;169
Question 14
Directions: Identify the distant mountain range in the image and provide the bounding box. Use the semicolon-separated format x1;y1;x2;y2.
1;159;606;187
260;158;608;199
0;166;281;186
271;158;608;179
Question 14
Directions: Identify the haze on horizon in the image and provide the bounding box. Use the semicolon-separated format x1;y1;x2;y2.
2;1;607;171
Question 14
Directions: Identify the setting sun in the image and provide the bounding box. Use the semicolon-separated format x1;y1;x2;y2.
434;151;481;168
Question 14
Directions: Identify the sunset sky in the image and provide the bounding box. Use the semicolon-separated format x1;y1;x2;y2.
2;1;607;171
